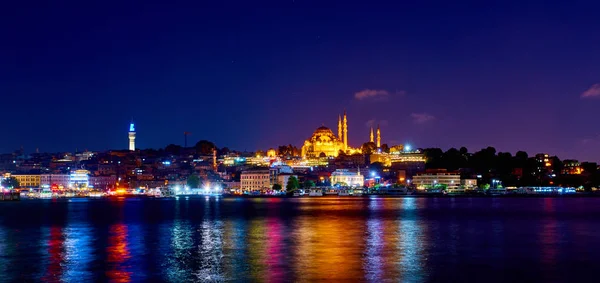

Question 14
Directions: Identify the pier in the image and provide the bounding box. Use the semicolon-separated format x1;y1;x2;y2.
0;192;20;201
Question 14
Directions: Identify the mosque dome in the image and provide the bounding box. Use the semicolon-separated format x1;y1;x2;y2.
310;126;338;143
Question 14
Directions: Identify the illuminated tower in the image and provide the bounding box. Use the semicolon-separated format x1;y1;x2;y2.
338;115;343;140
343;110;348;151
128;123;136;151
376;124;381;148
212;149;217;171
370;127;374;143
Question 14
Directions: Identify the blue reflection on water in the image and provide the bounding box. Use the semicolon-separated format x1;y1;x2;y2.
196;194;224;281
62;223;94;282
398;197;426;282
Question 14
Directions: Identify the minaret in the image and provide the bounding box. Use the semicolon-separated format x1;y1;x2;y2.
213;149;217;171
343;110;348;151
128;122;136;151
376;124;381;148
369;127;374;143
338;115;343;140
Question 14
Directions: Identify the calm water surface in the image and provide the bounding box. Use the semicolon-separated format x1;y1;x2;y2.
0;197;599;282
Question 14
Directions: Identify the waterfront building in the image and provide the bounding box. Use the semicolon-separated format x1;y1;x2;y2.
330;169;364;187
240;165;296;191
535;153;553;176
461;179;478;190
370;149;426;167
89;175;117;190
413;169;460;190
7;174;41;188
69;169;90;189
562;159;582;175
40;174;70;189
129;123;136;151
240;169;274;191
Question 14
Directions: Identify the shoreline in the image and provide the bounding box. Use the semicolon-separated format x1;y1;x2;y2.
10;193;600;201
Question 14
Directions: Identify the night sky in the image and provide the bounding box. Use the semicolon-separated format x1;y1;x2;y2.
2;1;600;161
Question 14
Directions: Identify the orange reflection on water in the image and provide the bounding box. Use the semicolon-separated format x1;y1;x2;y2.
293;198;365;281
106;223;131;283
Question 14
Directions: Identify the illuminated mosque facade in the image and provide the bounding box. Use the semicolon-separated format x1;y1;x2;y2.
301;111;365;158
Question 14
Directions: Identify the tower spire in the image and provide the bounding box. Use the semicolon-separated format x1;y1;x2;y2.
129;120;136;151
370;126;374;143
338;115;342;139
376;124;381;148
343;110;348;151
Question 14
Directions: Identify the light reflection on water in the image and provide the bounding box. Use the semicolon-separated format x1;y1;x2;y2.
106;223;131;282
0;197;599;282
398;198;427;283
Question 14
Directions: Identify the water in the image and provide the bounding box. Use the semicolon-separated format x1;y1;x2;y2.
1;196;599;282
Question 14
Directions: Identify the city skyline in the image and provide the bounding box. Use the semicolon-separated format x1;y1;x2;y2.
3;1;600;161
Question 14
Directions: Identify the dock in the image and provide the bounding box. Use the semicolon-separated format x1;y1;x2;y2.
0;192;20;201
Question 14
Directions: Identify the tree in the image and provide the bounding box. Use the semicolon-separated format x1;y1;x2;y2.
286;176;300;191
187;175;200;188
303;180;316;189
272;183;283;191
218;147;231;155
423;148;444;168
277;144;300;157
361;142;377;155
195;140;216;155
1;177;19;189
165;144;182;156
380;144;390;153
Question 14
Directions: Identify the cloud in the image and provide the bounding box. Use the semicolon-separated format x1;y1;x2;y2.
581;84;600;98
411;113;435;124
354;89;390;100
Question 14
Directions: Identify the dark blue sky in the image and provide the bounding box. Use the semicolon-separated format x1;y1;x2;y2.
2;0;600;161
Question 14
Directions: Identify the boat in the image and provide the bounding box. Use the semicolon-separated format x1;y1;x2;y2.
88;191;104;198
308;189;323;197
19;190;30;199
338;189;350;196
293;192;300;197
324;189;339;196
39;189;53;199
352;189;364;196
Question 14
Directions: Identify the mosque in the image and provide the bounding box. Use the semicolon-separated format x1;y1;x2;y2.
301;111;381;158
